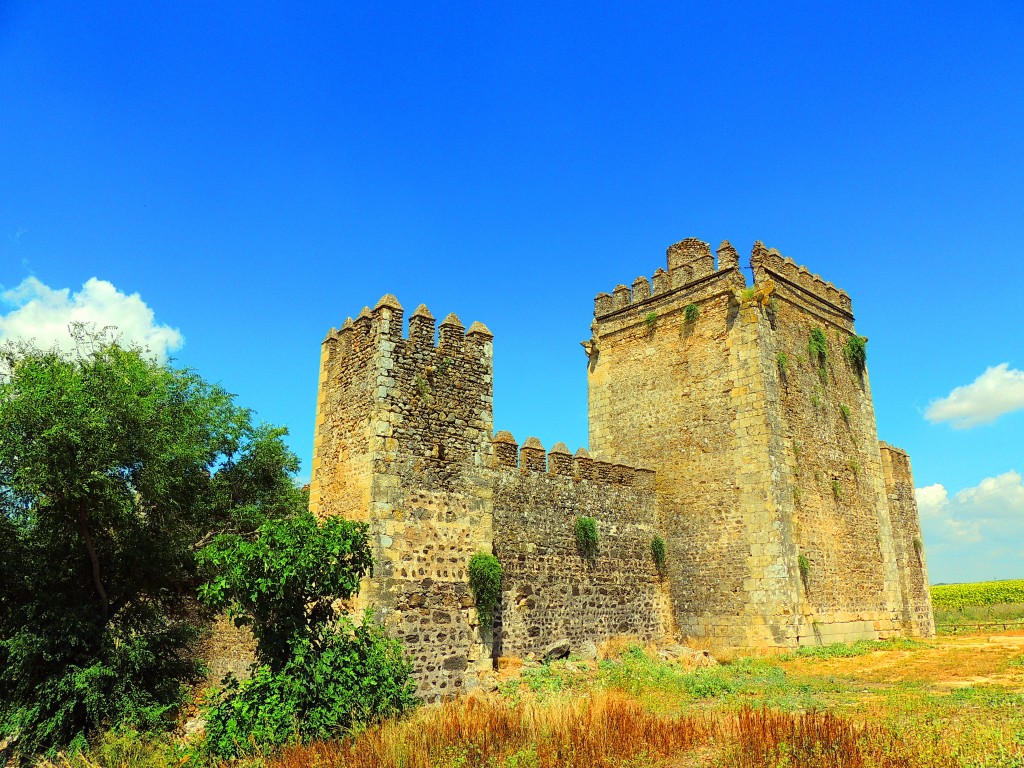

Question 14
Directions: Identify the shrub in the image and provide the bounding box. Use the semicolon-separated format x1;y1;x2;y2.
651;536;667;577
798;555;811;589
197;513;416;758
831;479;842;500
468;552;503;630
839;403;851;421
776;352;789;377
844;335;868;374
202;614;415;759
808;327;828;381
684;303;700;323
644;311;657;331
575;517;599;564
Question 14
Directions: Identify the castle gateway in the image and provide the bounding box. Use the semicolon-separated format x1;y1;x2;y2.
309;238;934;699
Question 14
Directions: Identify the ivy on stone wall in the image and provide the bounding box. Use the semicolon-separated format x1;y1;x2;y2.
844;335;868;375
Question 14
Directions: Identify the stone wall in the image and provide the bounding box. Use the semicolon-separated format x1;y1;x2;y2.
490;434;667;658
880;443;935;636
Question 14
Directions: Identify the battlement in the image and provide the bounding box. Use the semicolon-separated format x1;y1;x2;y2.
490;431;655;489
750;242;853;316
594;237;743;318
322;295;494;359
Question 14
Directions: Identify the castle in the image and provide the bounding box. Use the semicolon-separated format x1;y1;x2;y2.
308;237;935;699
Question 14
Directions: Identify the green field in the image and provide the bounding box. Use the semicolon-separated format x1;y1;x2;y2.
931;580;1024;631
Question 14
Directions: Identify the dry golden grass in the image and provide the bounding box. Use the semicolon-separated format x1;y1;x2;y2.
264;691;920;768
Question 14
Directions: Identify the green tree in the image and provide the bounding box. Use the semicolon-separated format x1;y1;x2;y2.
197;513;416;757
0;327;304;761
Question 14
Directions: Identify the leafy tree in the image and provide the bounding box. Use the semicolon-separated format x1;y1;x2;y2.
197;513;416;757
0;327;304;761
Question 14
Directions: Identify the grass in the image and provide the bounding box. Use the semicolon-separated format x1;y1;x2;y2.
45;631;1024;768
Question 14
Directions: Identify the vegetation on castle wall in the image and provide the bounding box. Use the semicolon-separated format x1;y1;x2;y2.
798;554;811;590
683;303;700;323
651;535;667;577
844;335;868;375
0;326;306;762
574;517;599;564
776;351;789;378
467;552;503;630
808;327;828;381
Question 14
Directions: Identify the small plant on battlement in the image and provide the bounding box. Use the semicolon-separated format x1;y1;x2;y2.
777;352;789;379
831;479;842;500
575;517;599;565
844;335;868;375
436;356;454;376
684;303;700;323
651;536;667;577
808;327;828;382
644;311;658;332
798;554;811;591
468;552;503;631
414;373;433;404
740;286;757;302
913;537;923;563
839;403;851;422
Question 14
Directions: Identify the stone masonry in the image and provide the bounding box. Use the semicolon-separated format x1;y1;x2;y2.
308;237;934;699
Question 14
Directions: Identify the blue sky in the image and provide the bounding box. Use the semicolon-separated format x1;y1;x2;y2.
1;2;1021;583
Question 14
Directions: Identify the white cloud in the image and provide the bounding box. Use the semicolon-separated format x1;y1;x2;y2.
0;277;183;361
916;471;1024;582
925;363;1024;428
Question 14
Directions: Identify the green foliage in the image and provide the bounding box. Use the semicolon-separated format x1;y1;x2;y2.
0;326;303;761
198;512;372;671
798;554;811;588
931;580;1024;611
650;536;667;577
810;393;821;408
468;553;503;630
740;287;757;302
202;612;415;759
776;351;789;377
574;517;599;564
197;512;415;758
831;479;842;499
683;303;700;323
844;335;868;374
808;327;828;381
644;311;657;331
792;485;802;503
839;403;851;421
779;638;925;660
849;459;860;477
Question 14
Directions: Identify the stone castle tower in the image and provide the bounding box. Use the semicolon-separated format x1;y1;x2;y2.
309;237;934;698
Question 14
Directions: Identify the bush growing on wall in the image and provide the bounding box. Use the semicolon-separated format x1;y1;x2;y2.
575;517;599;564
651;536;667;577
468;552;503;630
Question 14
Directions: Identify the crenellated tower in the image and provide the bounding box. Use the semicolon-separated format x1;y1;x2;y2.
309;294;497;698
587;237;933;646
